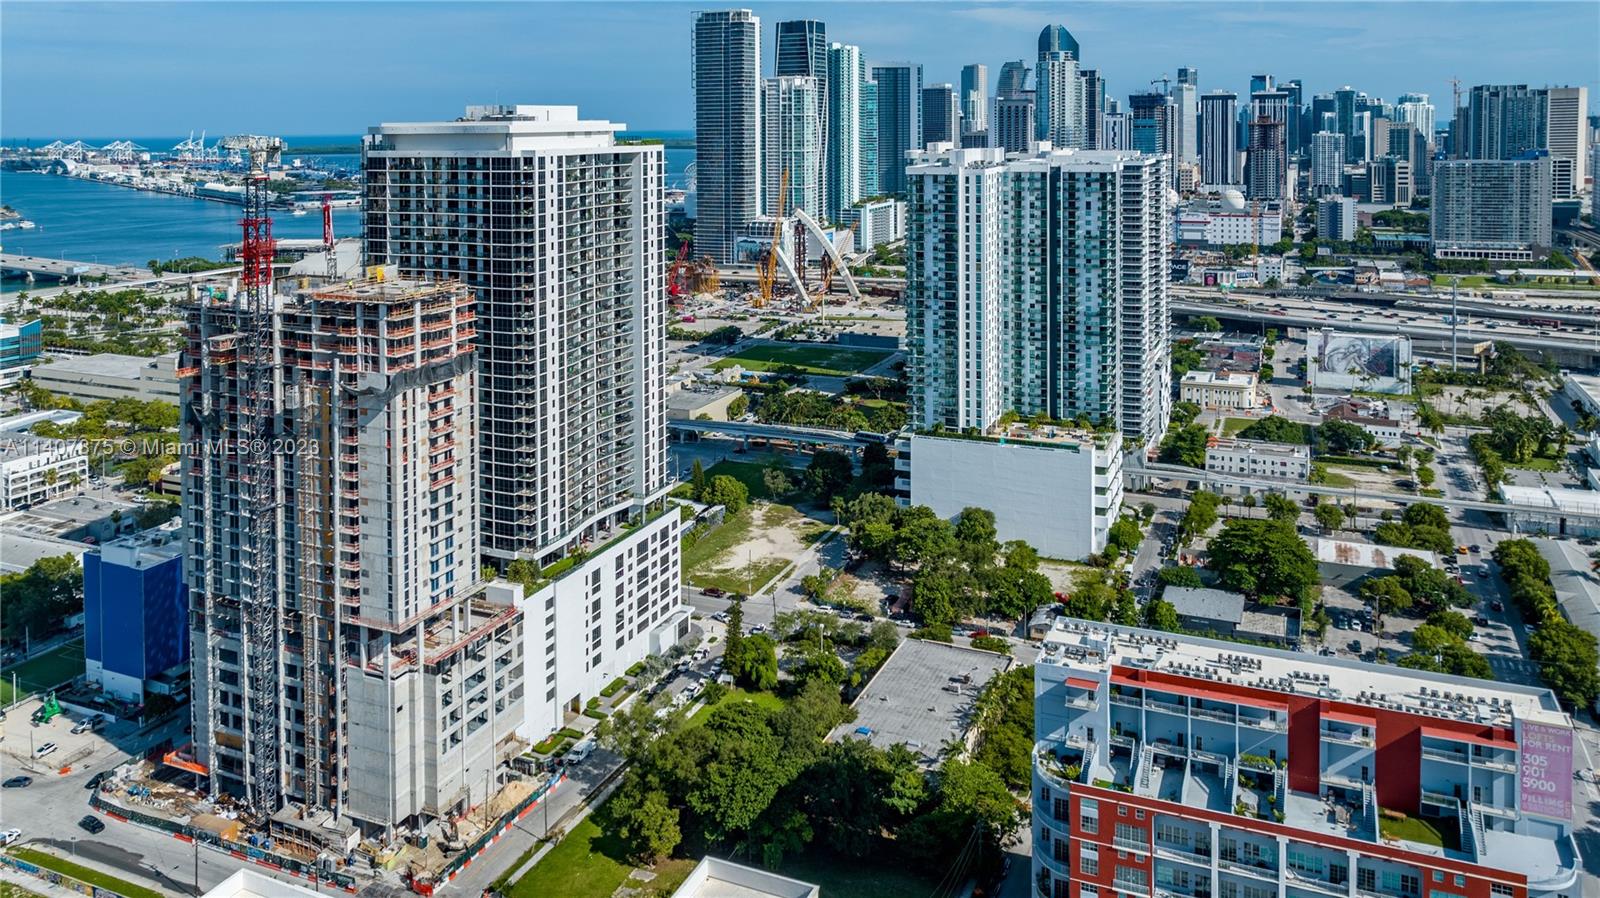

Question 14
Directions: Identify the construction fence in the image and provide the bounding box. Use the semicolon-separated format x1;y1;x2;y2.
87;791;358;892
420;772;567;895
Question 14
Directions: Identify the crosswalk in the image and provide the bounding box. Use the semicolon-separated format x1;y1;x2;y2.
1487;656;1540;679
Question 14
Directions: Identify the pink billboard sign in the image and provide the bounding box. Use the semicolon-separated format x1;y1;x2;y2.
1519;722;1574;820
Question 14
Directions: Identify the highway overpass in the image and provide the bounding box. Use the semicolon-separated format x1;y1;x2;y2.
0;252;145;282
667;418;887;449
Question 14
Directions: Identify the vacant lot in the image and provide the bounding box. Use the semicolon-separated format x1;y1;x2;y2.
710;341;894;377
683;502;830;595
1;640;85;704
506;807;695;898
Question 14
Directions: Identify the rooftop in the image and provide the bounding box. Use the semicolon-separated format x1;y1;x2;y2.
671;858;819;898
1164;586;1246;625
1181;370;1256;387
1313;536;1438;569
1206;437;1310;459
296;270;466;305
0;409;82;435
32;351;179;381
1498;484;1600;516
98;521;184;568
2;493;141;538
0;434;79;464
828;637;1013;766
201;870;320;898
0;528;85;573
1039;619;1568;728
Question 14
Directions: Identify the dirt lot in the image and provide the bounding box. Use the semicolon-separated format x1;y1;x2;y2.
683;502;831;595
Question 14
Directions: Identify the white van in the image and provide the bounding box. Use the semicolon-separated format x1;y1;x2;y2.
34;742;57;759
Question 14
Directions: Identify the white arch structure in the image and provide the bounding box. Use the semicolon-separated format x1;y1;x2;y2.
791;209;863;303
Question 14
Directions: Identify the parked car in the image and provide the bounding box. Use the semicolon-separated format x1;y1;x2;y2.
33;742;57;759
2;776;31;789
1491;601;1505;612
700;587;726;598
78;815;105;834
0;829;19;846
1347;640;1362;652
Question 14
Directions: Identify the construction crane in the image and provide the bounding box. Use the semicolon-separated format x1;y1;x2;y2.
1151;73;1172;96
756;168;789;308
321;193;337;280
667;233;693;301
215;133;286;816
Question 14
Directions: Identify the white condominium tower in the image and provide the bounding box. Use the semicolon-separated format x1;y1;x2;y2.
691;9;762;262
1543;86;1589;200
826;43;867;220
765;75;824;220
960;63;988;136
904;146;1170;445
1036;50;1085;148
364;105;687;741
183;273;525;834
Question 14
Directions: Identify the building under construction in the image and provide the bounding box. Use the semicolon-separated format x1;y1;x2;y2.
180;270;526;835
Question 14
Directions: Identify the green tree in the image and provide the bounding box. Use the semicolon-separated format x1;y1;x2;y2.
1170;401;1203;427
1178;492;1222;546
686;702;787;843
891;505;958;569
762;465;793;499
1144;598;1181;632
801;739;895;857
1192;315;1223;332
1237;416;1311;444
0;554;83;642
794;646;847;688
1317;418;1377;453
1259;363;1275;382
805;450;855;499
1360;576;1413;616
911;562;970;626
702;474;750;515
1314;503;1345;533
1530;621;1600;710
1157;565;1203;590
1416;464;1436;488
691;459;707;498
1161;424;1210;468
1263;493;1300;523
615;789;682;864
727;393;750;418
1426;609;1474;640
1106;517;1143;555
1206;519;1319;601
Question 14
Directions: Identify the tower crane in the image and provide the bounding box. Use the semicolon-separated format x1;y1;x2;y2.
756;168;789;308
1151;73;1173;95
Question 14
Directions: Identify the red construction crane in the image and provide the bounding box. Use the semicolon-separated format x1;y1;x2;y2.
321;193;337;280
667;234;692;300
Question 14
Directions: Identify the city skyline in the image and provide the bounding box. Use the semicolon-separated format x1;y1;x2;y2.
3;1;1596;138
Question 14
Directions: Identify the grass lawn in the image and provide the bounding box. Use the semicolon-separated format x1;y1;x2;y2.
687;686;787;727
1431;275;1489;287
704;460;789;501
709;341;893;377
775;850;943;898
1313;469;1357;488
1220;417;1257;437
682;500;818;595
0;640;85;705
7;848;166;898
1378;813;1457;851
1508;456;1562;472
506;810;696;898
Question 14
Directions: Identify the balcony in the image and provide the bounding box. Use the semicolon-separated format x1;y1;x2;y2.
1285;870;1348;898
1238;714;1287;732
1421;745;1468;765
1066;691;1099;710
1218;857;1278;881
1145;696;1188;717
1321;727;1374;748
1154;840;1212;867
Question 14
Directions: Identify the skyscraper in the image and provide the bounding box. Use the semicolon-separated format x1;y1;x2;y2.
1081;69;1105;149
1100;111;1130;151
994;94;1037;153
1173;65;1200;164
860;76;879;195
1038;24;1080;63
1037;51;1085;147
826;43;866;219
1544;86;1589;200
774;20;828;218
1200;90;1239;186
1310;130;1344;197
1249;73;1274;96
765;76;824;219
996;59;1030;97
960;63;988;135
1247;118;1286;200
921;82;961;145
1395;93;1435;146
904;145;1169;445
1464;84;1548;161
1281;78;1305;155
1334;85;1362;161
870;62;923;194
692;9;761;263
1129;91;1176;157
1311;93;1336;134
364;104;687;738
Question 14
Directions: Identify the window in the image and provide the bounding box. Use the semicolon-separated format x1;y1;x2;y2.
1490;886;1514;897
1080;844;1099;877
1079;798;1099;834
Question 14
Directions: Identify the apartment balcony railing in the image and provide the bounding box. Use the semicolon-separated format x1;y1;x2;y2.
1321;728;1375;748
1154;842;1212;866
1145;697;1188;717
1421;746;1468;765
1218;858;1278;880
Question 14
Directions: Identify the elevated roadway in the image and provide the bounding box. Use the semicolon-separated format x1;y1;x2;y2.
0;252;145;281
666;418;887;449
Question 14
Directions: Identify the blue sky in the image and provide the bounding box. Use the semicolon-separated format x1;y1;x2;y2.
3;1;1596;139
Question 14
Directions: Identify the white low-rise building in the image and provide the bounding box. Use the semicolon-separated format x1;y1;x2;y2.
28;351;181;405
1175;198;1282;247
1203;437;1311;482
1499;484;1600;539
0;436;88;509
846;197;906;252
1179;370;1258;409
901;425;1122;561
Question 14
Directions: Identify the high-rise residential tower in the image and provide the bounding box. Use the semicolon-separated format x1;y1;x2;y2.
183;270;525;833
921;83;961;145
1432;157;1553;260
1544;86;1589;200
1200;90;1239;186
1173;66;1200;164
1310;130;1344;197
1081;69;1106;150
1464;83;1547;161
691;9;762;263
1037;51;1085;147
1129;91;1176;159
774;20;828;217
1395;93;1435;147
904;146;1170;446
996;59;1029;97
765;76;824;220
994;94;1037;153
870;62;923;194
1038;24;1080;63
960;63;988;136
826;43;866;220
1247;118;1287;200
364;105;687;739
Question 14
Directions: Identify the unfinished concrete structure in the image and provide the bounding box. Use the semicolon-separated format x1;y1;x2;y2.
182;273;525;834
